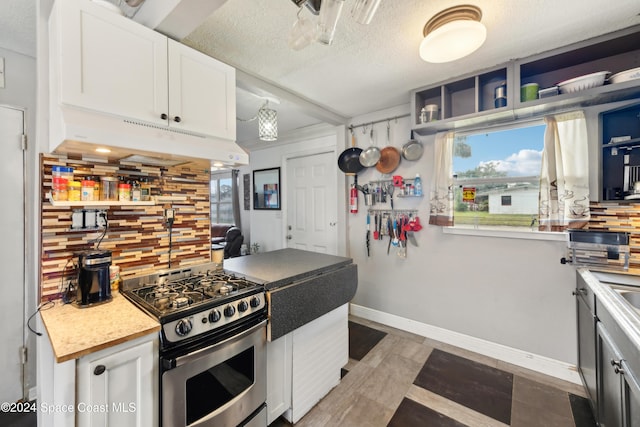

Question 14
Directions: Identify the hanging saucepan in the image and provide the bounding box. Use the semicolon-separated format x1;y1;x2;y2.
376;121;401;174
359;126;381;168
338;131;365;175
401;130;424;161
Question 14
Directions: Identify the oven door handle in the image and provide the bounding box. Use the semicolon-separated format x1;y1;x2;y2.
165;319;267;370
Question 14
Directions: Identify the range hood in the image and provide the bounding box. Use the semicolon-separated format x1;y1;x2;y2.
49;105;249;166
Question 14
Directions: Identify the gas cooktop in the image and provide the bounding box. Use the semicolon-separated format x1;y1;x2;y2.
121;263;266;345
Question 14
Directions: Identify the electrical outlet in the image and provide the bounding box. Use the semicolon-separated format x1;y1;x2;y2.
96;210;107;227
165;208;175;222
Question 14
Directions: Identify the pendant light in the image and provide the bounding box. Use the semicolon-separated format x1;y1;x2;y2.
419;5;486;63
258;101;278;141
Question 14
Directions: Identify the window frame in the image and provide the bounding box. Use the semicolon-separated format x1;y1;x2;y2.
447;119;565;240
210;172;234;225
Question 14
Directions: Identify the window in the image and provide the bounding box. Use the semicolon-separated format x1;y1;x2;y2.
211;173;234;224
452;122;545;232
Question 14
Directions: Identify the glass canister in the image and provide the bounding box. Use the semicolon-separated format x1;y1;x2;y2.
68;181;81;201
100;176;118;201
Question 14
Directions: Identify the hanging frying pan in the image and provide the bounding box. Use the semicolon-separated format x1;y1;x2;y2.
359;126;381;168
401;130;424;161
338;131;364;175
375;121;401;174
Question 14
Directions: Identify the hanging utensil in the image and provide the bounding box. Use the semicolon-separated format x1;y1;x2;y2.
366;213;370;257
386;183;395;210
387;216;392;254
359;125;381;168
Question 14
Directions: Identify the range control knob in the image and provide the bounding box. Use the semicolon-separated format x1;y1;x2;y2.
208;309;222;323
237;300;249;313
175;319;193;336
224;305;236;317
250;296;261;308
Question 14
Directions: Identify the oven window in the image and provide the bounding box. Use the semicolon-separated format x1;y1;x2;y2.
186;347;255;425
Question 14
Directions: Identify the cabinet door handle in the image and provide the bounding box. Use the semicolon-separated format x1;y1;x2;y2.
160;113;168;120
173;116;181;123
94;365;106;376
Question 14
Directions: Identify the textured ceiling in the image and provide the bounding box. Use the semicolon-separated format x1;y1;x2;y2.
0;0;36;57
184;0;640;120
4;0;640;148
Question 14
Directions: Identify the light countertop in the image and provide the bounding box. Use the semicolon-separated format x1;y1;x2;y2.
40;292;160;363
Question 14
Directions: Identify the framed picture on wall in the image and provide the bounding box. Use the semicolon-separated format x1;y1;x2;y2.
253;167;281;210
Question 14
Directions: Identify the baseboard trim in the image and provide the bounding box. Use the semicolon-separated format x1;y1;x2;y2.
349;304;582;386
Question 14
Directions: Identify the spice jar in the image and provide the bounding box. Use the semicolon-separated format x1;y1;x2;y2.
52;176;68;201
118;182;131;201
68;181;81;201
140;177;151;201
100;176;118;201
81;179;95;201
131;180;141;202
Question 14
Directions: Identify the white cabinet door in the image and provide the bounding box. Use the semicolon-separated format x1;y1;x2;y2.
286;304;348;423
54;0;168;127
77;335;157;427
266;333;292;425
167;39;236;139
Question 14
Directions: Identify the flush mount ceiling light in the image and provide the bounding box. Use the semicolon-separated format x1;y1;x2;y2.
258;101;278;142
419;5;486;63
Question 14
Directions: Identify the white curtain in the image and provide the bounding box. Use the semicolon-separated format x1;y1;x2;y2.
429;132;455;226
538;111;589;231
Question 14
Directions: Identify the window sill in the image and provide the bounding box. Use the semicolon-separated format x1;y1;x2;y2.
443;226;567;241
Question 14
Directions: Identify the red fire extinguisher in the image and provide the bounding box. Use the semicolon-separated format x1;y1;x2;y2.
350;184;358;214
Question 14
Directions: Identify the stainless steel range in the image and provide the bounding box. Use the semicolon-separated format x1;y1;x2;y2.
121;263;267;427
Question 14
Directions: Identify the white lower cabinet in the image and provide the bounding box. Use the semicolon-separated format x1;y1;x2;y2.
266;333;292;425
76;335;158;427
266;304;349;424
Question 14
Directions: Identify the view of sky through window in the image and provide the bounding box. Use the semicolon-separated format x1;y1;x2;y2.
454;124;545;177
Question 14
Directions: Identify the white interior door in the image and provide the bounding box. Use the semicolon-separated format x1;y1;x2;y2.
0;106;25;402
286;152;338;255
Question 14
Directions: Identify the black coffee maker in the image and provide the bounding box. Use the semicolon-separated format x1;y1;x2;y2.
76;250;112;307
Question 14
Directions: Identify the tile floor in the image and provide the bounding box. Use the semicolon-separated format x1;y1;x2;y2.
270;315;597;427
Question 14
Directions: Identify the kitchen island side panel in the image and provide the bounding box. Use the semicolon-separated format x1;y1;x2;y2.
267;264;357;341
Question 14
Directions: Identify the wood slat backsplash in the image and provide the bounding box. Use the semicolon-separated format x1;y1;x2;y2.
587;202;640;270
40;155;211;301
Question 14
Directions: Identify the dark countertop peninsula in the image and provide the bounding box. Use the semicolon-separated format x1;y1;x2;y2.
224;248;358;340
223;248;353;290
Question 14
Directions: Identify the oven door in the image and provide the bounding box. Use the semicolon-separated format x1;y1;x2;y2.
161;319;267;427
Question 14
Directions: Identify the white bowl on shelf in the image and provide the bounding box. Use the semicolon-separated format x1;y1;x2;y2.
609;67;640;84
557;71;609;94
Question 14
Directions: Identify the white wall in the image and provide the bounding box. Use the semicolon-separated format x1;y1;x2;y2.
347;104;583;365
246;125;347;255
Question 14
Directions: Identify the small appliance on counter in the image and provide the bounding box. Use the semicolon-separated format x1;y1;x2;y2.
561;229;630;270
75;250;112;307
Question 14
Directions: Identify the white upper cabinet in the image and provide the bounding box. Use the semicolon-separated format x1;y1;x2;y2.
168;39;236;140
52;0;235;140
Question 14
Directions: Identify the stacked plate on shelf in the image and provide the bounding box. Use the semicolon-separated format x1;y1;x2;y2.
557;71;609;94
